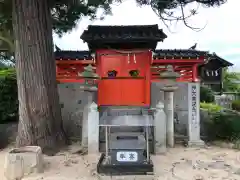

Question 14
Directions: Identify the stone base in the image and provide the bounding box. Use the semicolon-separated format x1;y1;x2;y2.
4;146;43;180
97;153;154;175
187;140;205;147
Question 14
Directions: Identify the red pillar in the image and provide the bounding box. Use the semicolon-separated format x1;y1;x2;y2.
192;64;198;82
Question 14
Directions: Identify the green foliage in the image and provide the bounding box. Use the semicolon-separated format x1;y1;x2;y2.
211;111;240;140
222;68;240;92
0;61;6;69
200;102;222;113
0;68;15;76
200;86;215;103
200;102;240;141
201;106;240;141
51;0;113;36
232;100;240;112
0;0;114;37
0;68;18;123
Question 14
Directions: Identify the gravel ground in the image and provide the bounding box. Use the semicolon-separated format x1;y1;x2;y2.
1;144;240;180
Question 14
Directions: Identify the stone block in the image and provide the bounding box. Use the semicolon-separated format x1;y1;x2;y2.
88;102;99;154
154;102;167;154
4;146;43;180
187;140;205;148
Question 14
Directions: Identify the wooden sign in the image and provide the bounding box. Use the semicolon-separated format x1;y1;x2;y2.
201;68;222;83
199;57;224;83
204;69;219;77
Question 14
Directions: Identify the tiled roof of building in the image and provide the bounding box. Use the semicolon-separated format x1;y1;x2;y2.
54;50;92;60
208;53;233;67
54;49;233;67
80;24;167;43
153;49;233;67
153;49;208;59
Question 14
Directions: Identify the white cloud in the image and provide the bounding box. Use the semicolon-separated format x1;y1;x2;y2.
218;48;240;57
54;0;240;70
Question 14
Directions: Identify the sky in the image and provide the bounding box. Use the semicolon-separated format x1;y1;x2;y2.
54;0;240;71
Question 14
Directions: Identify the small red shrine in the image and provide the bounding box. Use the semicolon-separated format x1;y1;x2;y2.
55;25;233;175
55;25;205;106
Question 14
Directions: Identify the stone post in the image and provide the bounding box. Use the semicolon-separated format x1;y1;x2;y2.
82;92;93;148
161;87;178;148
87;102;99;154
159;65;180;148
164;91;174;147
78;64;99;153
187;83;205;147
154;102;167;154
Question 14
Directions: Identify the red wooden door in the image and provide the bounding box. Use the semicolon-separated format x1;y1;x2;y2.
97;51;150;106
98;55;124;105
99;55;123;77
121;79;146;105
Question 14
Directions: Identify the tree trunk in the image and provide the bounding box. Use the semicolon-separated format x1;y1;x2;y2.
12;0;66;154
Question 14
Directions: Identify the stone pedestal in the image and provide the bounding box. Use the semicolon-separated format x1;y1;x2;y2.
82;92;93;148
187;83;205;147
161;86;178;148
4;146;43;180
87;102;99;154
154;102;167;154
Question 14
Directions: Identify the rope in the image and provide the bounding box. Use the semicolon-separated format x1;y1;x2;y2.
106;46;151;54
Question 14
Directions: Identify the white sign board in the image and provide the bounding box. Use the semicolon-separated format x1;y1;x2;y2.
116;151;138;162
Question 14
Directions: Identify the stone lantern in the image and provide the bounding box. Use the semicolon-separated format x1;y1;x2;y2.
78;64;100;92
78;64;100;149
159;65;180;148
159;65;180;91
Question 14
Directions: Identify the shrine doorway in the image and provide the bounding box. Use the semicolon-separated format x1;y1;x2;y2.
98;51;151;106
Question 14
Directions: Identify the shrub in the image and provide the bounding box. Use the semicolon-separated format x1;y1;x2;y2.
200;102;240;141
211;111;240;140
202;108;240;141
200;86;215;103
0;68;18;123
232;100;240;112
200;102;222;113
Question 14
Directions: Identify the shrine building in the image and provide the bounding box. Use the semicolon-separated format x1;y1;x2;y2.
55;24;233;155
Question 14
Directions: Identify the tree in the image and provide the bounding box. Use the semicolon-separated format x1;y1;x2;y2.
222;68;240;92
0;26;15;65
0;0;227;153
0;61;6;68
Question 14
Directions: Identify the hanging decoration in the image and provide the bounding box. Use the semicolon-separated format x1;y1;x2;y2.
129;70;139;77
107;70;118;78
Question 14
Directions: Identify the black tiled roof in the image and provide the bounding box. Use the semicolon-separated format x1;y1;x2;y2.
54;49;233;67
153;49;233;67
153;49;208;59
80;25;167;43
54;50;92;60
208;53;233;67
